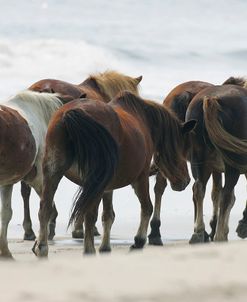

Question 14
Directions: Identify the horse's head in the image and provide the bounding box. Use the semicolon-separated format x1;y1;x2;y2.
154;119;196;191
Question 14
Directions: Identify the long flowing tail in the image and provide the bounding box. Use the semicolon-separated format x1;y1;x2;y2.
62;109;119;226
203;96;247;170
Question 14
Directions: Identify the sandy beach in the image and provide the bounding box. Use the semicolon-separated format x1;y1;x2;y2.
1;238;246;302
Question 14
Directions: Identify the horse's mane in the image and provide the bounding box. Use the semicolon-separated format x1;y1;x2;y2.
222;76;247;88
86;70;141;102
114;91;186;181
8;90;62;125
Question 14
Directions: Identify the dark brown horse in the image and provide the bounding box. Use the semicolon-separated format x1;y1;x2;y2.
33;91;196;257
148;77;247;245
185;84;247;241
20;71;142;241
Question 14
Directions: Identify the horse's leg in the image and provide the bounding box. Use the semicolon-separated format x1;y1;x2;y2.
84;198;101;254
214;166;239;242
72;217;84;239
209;172;222;241
189;164;211;244
21;181;36;241
148;172;167;246
48;204;58;240
131;174;153;249
99;191;114;253
72;214;100;239
0;185;13;258
236;174;247;238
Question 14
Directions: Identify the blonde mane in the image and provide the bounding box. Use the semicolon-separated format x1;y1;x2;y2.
89;70;141;102
8;90;63;125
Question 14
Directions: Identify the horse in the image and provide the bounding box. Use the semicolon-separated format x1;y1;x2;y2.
33;91;196;257
0;91;74;258
185;84;247;241
148;77;247;245
21;71;142;240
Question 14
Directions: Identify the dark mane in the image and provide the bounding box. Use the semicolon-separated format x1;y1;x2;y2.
222;76;247;87
114;91;186;181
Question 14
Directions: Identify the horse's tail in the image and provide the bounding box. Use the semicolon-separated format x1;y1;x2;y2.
62;109;119;226
203;96;247;169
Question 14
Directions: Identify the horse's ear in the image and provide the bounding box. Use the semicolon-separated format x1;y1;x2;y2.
80;93;87;99
182;119;197;134
135;76;142;84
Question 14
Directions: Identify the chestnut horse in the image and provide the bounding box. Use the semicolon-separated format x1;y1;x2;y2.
149;77;247;245
33;91;196;257
0;91;71;258
21;71;142;240
185;84;247;241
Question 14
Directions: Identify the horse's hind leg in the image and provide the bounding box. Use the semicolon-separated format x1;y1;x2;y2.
0;185;14;259
48;204;58;240
189;164;211;244
214;166;239;242
236;174;247;238
209;172;222;241
148;172;167;246
99;191;114;253
21;181;36;241
131;173;153;250
84;198;101;254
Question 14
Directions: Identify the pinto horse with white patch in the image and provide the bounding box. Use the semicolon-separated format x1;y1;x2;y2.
0;91;71;258
33;91;196;257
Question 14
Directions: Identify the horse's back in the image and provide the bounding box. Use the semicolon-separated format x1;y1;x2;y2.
164;80;213;121
0;105;36;184
29;79;83;98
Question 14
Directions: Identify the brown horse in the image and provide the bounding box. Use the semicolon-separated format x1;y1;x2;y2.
21;71;142;240
33;91;196;257
185;84;247;241
148;77;247;245
0;91;74;258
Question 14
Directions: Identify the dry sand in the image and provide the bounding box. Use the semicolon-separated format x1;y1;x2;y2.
1;238;247;302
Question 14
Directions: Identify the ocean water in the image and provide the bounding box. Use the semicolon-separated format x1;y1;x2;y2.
1;0;247;241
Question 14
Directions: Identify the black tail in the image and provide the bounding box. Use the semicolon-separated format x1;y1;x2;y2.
62;109;119;226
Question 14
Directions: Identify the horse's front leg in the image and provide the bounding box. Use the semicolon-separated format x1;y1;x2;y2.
99;190;114;253
209;172;222;241
214;166;239;242
236;174;247;239
148;171;167;246
21;181;36;241
131;173;153;250
189;163;211;244
0;185;14;259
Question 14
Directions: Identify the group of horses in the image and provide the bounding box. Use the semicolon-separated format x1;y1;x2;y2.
0;71;247;259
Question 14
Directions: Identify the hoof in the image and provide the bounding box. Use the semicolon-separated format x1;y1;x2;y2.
130;236;146;250
72;230;84;239
189;231;209;244
148;236;163;246
32;241;48;258
23;232;36;241
0;251;14;260
236;220;247;239
99;246;111;253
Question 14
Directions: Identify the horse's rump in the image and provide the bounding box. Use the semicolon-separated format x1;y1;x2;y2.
61;108;119;225
203;96;247;171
